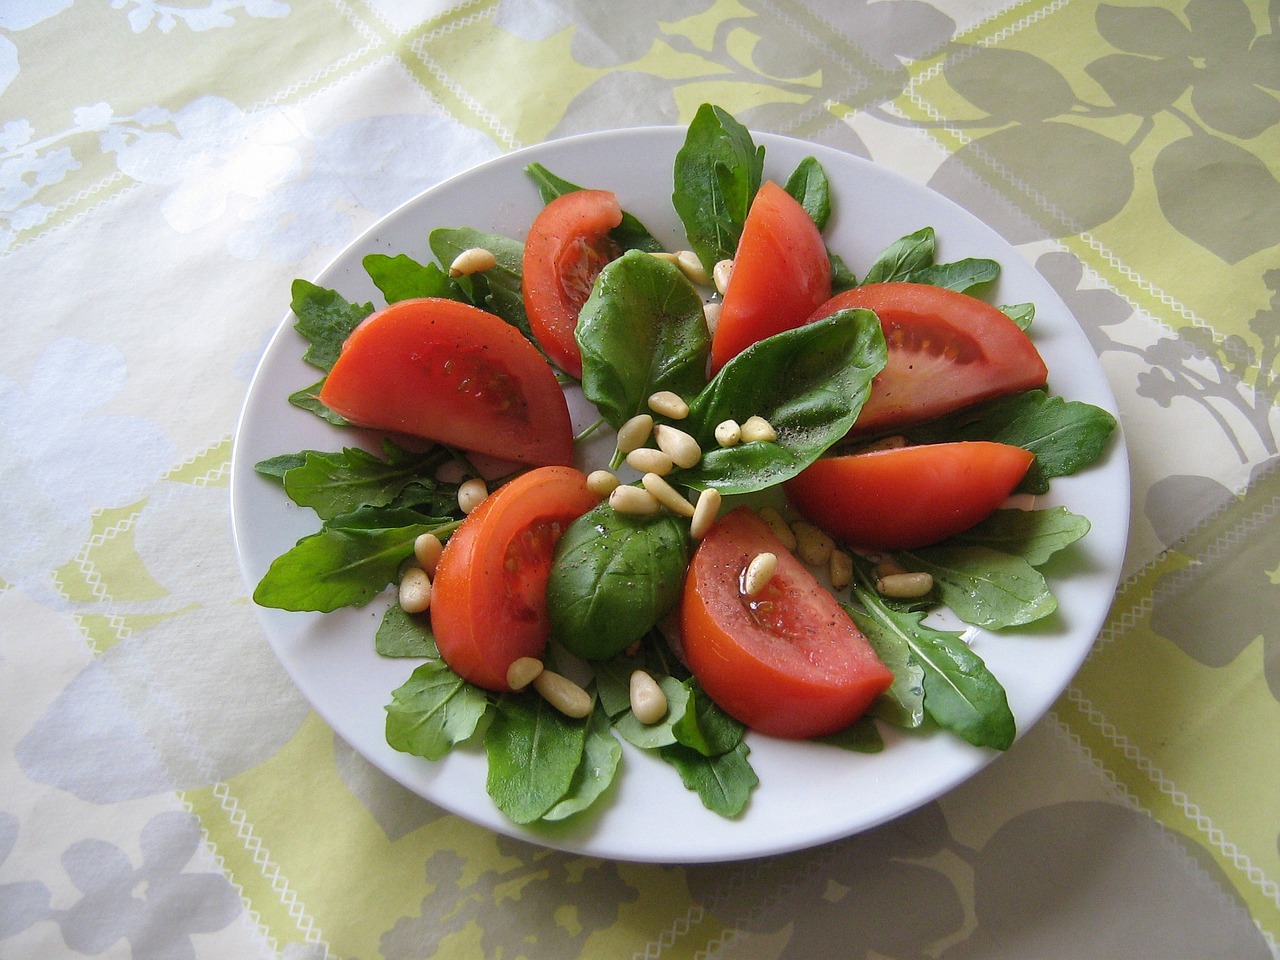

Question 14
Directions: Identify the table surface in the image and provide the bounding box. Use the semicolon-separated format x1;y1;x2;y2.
3;1;1278;958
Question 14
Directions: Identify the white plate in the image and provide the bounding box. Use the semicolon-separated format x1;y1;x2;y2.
230;126;1129;863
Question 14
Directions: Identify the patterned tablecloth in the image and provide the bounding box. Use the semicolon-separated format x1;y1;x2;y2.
4;1;1278;957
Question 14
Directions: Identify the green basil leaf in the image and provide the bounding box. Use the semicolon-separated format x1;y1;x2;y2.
281;443;451;520
427;227;533;342
902;544;1058;629
679;309;887;493
672;102;765;272
385;659;490;761
524;162;664;252
375;604;440;659
290;279;373;373
362;253;464;304
862;227;936;284
484;694;590;824
658;740;758;817
543;705;623;821
576;251;711;430
946;507;1091;567
783;156;830;229
829;251;858;291
906;258;1000;293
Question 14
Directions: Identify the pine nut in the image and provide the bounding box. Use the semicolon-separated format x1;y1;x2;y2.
448;246;497;277
758;506;797;550
675;250;710;286
648;390;690;420
413;532;444;575
609;484;661;516
617;413;654;453
742;551;777;597
506;656;544;691
792;520;834;566
533;669;593;718
740;415;777;443
829;549;853;590
398;566;432;614
586;469;620;497
629;669;668;724
689;487;722;539
712;258;734;295
653;424;702;469
714;418;742;448
876;571;934;599
703;301;721;336
457;477;488;514
642;472;696;517
625;446;673;475
873;559;908;580
648;251;680;266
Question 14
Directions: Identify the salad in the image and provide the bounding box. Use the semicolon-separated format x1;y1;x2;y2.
250;104;1117;826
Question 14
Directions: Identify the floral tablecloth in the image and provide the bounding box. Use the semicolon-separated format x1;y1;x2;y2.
3;1;1278;958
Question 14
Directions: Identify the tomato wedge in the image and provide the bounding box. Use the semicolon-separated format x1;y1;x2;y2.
785;441;1034;550
522;189;624;379
431;466;600;691
711;181;831;373
680;507;893;739
808;282;1048;434
318;297;574;467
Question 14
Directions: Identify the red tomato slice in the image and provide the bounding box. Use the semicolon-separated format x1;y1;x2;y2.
785;441;1035;550
680;507;893;739
431;466;600;691
521;189;623;379
809;282;1048;434
318;297;574;467
711;181;831;373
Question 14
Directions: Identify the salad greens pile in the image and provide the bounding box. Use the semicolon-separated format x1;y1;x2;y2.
252;103;1117;825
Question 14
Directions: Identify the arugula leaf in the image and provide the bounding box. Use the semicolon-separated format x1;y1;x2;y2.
363;253;463;304
385;659;489;761
672;680;745;757
290;279;373;373
287;380;348;425
612;674;690;749
901;544;1057;629
524;162;664;252
1000;302;1035;330
255;451;312;482
659;740;758;817
281;442;452;520
672;103;765;272
484;693;590;824
815;717;885;753
543;705;623;821
845;604;926;729
679;309;887;493
576;251;711;430
946;507;1091;567
375;603;439;658
547;502;691;660
783;156;830;229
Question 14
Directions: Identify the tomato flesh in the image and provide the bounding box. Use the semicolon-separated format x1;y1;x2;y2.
522;189;623;379
808;282;1048;434
711;181;831;373
318;297;574;467
785;441;1035;550
680;507;893;739
431;466;600;691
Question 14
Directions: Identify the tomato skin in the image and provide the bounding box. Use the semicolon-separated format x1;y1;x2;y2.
785;441;1035;550
522;189;624;379
431;466;600;691
680;507;894;739
809;282;1048;434
711;181;831;373
318;297;574;467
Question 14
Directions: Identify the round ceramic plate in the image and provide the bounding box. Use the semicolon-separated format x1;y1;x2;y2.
230;126;1129;863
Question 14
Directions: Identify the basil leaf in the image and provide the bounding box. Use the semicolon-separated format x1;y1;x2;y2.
829;251;858;291
543;705;623;821
1000;302;1035;330
659;740;758;817
291;279;373;373
375;603;439;659
783;156;830;230
576;251;711;430
672;102;765;271
484;694;590;824
524;162;664;252
548;503;691;660
863;227;936;284
906;258;1000;293
427;228;533;342
901;545;1058;629
612;674;689;749
281;443;452;520
680;309;887;493
385;659;489;760
946;507;1091;567
362;253;463;304
672;680;745;757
